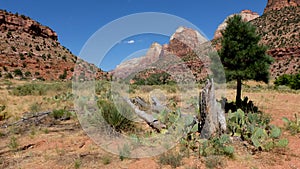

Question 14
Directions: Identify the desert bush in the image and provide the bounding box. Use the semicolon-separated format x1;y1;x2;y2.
19;53;25;60
274;72;300;90
35;45;41;51
158;151;183;168
205;155;225;169
5;73;13;79
13;69;23;77
119;143;131;161
29;102;41;113
8;136;18;151
97;99;134;131
74;158;81;169
3;66;7;72
51;109;73;120
101;155;111;165
0;105;8;121
59;69;67;80
24;71;31;77
11;46;16;52
283;114;300;135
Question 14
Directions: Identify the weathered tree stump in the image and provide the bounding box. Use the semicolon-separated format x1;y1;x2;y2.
198;78;226;139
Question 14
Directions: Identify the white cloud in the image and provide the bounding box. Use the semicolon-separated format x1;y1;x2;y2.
127;40;135;44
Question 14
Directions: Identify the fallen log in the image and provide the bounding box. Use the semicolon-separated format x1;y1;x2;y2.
124;97;166;132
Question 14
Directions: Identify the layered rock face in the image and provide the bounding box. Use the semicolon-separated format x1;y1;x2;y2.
0;10;58;40
264;0;300;13
269;46;300;77
213;10;260;39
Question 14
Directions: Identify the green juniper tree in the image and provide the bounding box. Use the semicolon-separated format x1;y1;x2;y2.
218;15;273;107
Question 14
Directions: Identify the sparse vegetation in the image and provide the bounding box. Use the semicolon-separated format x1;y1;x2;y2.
10;82;71;96
8;136;18;151
159;151;183;168
59;69;67;79
51;109;73;120
13;69;23;77
283;114;300;135
11;46;17;52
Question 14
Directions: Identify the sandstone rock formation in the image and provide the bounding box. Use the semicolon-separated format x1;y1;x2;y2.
0;10;57;40
0;10;108;81
264;0;300;13
113;42;162;78
213;10;260;39
112;27;213;82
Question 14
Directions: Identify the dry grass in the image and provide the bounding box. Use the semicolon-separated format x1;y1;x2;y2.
0;80;300;169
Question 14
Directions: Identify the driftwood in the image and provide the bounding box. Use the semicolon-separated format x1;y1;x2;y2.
124;97;166;132
198;78;226;139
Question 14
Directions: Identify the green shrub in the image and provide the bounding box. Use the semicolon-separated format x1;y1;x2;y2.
11;46;16;52
59;69;67;79
51;109;72;120
158;152;183;168
0;105;7;121
19;53;25;60
35;45;41;51
275;72;300;90
14;69;23;77
29;102;41;113
283;114;300;135
119;143;131;161
5;73;13;79
8;136;18;151
25;71;31;77
3;66;7;72
97;99;134;131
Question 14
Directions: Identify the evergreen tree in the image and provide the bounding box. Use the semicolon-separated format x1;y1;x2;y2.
218;15;273;106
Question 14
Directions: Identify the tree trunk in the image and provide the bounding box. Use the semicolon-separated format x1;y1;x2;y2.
199;78;227;139
236;78;242;107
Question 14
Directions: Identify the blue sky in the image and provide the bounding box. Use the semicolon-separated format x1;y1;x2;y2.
1;0;267;71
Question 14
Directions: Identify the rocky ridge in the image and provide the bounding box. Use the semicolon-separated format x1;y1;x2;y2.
0;10;108;81
264;0;300;13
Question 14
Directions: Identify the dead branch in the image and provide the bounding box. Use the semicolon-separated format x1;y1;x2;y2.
124;97;166;132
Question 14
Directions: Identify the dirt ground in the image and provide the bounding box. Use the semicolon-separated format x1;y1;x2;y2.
0;81;299;169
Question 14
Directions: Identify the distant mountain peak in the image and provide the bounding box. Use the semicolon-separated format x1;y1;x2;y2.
213;10;260;39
